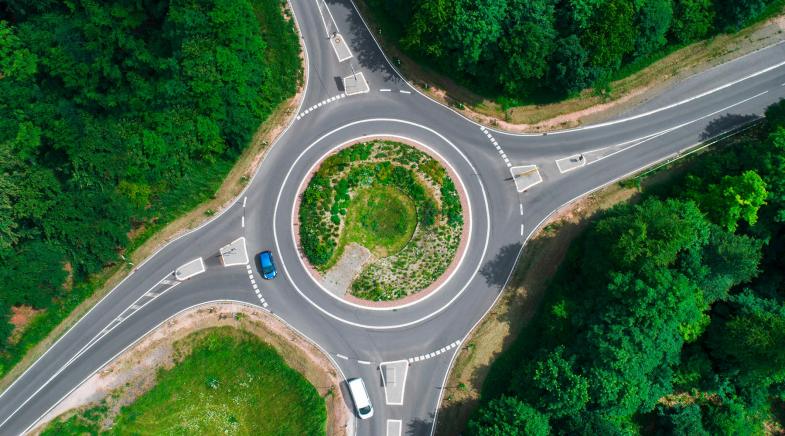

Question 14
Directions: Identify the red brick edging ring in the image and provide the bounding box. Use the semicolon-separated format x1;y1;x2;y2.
292;136;471;309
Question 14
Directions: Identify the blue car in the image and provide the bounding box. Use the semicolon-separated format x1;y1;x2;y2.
258;251;277;280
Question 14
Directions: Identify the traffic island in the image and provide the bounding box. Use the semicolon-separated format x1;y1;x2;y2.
343;71;369;95
509;165;543;192
296;138;469;305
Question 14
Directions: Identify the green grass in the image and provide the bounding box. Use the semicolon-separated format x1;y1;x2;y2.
43;328;326;435
343;186;417;258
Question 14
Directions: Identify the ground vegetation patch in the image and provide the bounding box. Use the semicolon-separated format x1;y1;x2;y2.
299;140;463;300
42;327;327;435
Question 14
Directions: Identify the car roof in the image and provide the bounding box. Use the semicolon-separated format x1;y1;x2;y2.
347;378;370;408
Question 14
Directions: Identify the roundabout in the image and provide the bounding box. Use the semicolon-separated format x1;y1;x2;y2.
296;138;470;305
270;119;492;327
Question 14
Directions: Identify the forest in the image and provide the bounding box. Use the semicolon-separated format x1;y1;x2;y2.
367;0;784;99
0;0;300;375
468;101;785;434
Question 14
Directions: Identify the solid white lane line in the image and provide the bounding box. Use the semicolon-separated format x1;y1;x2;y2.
594;91;769;164
313;0;331;38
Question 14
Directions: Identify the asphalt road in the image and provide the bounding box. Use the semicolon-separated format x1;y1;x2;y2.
1;1;784;435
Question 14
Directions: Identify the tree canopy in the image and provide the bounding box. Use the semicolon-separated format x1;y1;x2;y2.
469;99;785;434
371;0;779;99
0;0;300;375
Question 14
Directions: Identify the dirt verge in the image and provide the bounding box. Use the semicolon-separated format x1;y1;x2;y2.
31;302;350;436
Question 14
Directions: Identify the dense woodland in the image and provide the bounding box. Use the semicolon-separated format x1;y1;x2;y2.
368;0;783;99
0;0;300;374
469;101;785;434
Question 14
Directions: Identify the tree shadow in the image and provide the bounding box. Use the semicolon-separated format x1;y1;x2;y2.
700;113;760;140
407;412;435;436
479;243;522;288
332;0;405;84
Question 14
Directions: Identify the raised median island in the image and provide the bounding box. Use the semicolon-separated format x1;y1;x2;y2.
298;139;466;302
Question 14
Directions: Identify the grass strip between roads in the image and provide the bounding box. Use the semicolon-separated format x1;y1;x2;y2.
41;327;327;435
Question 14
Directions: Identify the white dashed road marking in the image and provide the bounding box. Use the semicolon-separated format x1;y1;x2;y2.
480;127;511;168
297;94;346;120
246;263;268;308
407;339;462;363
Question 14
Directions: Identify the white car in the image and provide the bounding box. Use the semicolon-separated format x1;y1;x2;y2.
347;377;374;419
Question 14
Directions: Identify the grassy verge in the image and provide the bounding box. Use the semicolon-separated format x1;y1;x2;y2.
355;0;784;130
0;0;303;389
42;327;326;435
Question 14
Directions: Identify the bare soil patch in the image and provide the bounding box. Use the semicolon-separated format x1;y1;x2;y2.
8;306;43;345
323;243;374;296
31;302;350;436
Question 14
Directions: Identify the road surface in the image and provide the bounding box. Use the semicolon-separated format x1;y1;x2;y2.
1;1;784;435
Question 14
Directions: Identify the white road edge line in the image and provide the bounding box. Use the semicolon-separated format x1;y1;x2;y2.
313;0;331;38
22;299;349;436
0;273;179;430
